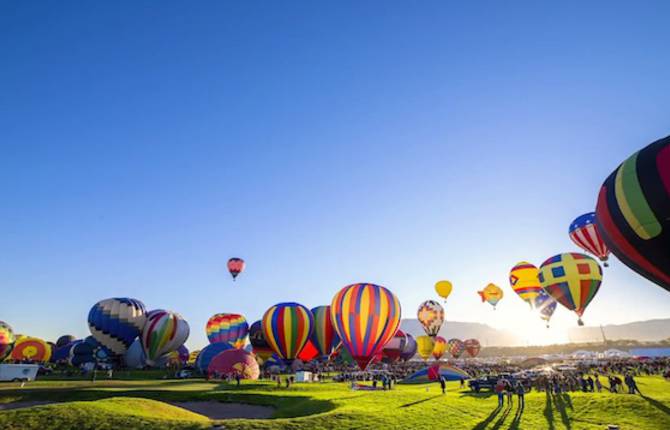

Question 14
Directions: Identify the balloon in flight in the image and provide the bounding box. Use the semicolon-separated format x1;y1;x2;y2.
464;339;481;358
434;280;453;301
227;258;245;281
535;291;558;328
569;212;610;267
447;338;465;359
417;300;444;338
432;336;447;361
509;262;543;308
416;335;435;361
478;283;503;309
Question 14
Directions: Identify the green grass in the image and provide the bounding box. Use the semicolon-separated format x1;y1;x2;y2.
1;376;669;429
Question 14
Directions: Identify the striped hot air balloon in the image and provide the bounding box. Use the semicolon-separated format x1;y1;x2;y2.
331;283;402;370
596;135;670;293
11;336;51;363
538;253;603;326
248;320;274;361
0;321;15;361
262;302;314;364
569;212;610;266
206;313;248;348
447;338;465;359
141;310;190;366
509;262;543;308
88;298;147;356
309;306;339;359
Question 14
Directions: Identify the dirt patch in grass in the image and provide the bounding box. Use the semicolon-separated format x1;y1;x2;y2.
169;401;274;419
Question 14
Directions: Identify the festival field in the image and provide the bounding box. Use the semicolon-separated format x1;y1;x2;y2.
1;376;669;430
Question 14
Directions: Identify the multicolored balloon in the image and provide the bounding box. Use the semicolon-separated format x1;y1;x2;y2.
434;280;453;301
417;300;444;338
331;283;402;370
478;283;503;309
535;291;558;328
382;329;407;363
248;320;274;361
432;336;447;361
141;310;190;366
569;212;610;267
262;302;314;363
309;306;340;359
196;342;233;373
416;335;434;361
227;257;245;281
206;313;249;348
509;262;543;308
70;336;110;367
88;298;147;356
0;321;15;361
464;339;481;358
596;135;670;292
447;338;465;359
538;252;603;326
165;345;189;367
56;335;75;348
187;350;200;365
207;349;260;380
399;333;417;361
11;336;52;363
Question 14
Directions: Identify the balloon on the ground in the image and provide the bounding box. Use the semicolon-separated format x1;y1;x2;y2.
416;335;434;361
399;333;417;361
382;329;407;363
164;345;189;367
141;310;189;366
262;302;314;363
227;257;245;281
509;262;543;308
538;252;603;326
187;350;200;365
447;338;465;359
400;364;470;384
478;284;503;309
0;321;15;361
11;336;51;362
297;339;319;362
70;336;110;367
434;280;453;301
195;342;233;373
207;348;260;380
569;212;610;266
535;291;558;328
206;313;249;349
88;298;147;356
56;335;75;348
464;339;481;357
52;341;75;363
432;336;447;361
309;306;340;359
417;300;444;338
248;320;274;361
596;135;670;292
331;283;401;370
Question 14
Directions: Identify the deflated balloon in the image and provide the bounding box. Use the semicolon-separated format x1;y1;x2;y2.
478;284;503;309
464;339;481;358
569;212;610;266
447;338;465;359
331;283;401;370
0;321;15;361
596;135;670;292
227;258;245;281
262;302;314;363
416;335;434;361
417;300;444;337
432;336;447;361
141;310;190;366
88;298;147;356
538;252;602;326
309;306;340;359
509;262;543;308
206;313;248;348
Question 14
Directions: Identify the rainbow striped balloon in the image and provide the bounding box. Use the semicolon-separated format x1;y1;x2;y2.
330;283;402;370
0;321;15;361
141;310;190;366
309;306;339;359
262;302;314;362
206;313;249;348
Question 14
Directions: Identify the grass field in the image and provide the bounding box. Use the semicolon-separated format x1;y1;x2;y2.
1;376;669;429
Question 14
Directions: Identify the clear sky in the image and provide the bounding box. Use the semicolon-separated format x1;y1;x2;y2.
2;1;670;350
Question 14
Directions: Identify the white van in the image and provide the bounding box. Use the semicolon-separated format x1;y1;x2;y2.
0;364;40;382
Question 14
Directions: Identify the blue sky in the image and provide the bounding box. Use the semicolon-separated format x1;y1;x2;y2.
2;1;670;349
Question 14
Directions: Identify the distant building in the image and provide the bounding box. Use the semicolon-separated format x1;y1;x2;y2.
629;348;670;358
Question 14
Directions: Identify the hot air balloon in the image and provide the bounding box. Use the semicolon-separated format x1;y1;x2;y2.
56;335;75;348
538;252;603;326
88;298;147;356
434;280;453;302
262;302;314;364
569;212;610;267
11;336;51;363
417;300;444;338
464;339;481;358
447;338;465;359
309;306;340;359
331;283;402;370
165;345;189;367
400;334;417;362
381;329;407;363
196;342;233;373
227;257;245;281
207;349;260;380
416;335;434;361
70;336;111;367
596;135;670;292
509;262;543;308
141;310;190;366
206;313;249;349
0;321;15;361
478;283;503;309
535;291;558;328
248;320;274;361
297;339;319;362
432;336;447;361
188;350;200;365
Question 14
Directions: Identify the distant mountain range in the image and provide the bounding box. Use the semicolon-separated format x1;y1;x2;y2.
399;318;670;347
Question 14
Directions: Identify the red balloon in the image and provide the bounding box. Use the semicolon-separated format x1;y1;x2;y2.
297;339;319;362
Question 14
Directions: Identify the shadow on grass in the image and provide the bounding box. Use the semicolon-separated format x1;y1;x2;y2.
508;403;524;430
399;395;442;408
460;391;496;399
544;392;555;430
491;402;513;430
543;391;572;430
472;404;501;430
641;395;670;416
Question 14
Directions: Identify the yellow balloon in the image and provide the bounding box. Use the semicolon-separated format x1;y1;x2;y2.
434;280;453;300
416;335;435;361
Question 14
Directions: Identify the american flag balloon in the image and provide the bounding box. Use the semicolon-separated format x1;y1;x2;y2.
569;212;610;267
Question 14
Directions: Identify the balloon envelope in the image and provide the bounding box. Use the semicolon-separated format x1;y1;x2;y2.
206;313;249;348
417;300;444;337
434;280;453;300
56;335;75;348
0;321;15;361
401;364;470;384
141;310;189;366
11;336;51;363
88;298;146;356
535;291;558;327
399;333;417;361
447;338;465;359
382;329;407;363
248;320;273;361
596;135;670;292
207;349;259;380
262;302;314;363
227;258;245;280
196;342;233;373
509;262;543;307
432;336;447;360
478;284;503;308
416;335;434;361
464;339;481;358
569;212;610;264
309;306;339;358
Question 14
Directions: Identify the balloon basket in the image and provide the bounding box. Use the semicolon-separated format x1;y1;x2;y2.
577;318;584;327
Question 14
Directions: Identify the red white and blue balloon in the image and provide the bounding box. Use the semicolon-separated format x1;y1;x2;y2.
569;212;610;267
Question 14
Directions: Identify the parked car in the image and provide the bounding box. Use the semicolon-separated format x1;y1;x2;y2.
468;374;517;392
